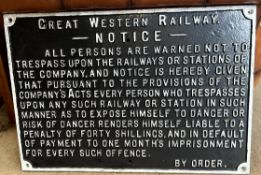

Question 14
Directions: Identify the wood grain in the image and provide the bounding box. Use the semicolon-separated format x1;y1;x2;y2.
62;0;129;10
0;55;15;124
0;0;61;12
131;0;205;7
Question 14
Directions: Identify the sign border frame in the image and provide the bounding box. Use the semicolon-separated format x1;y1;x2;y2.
3;5;256;174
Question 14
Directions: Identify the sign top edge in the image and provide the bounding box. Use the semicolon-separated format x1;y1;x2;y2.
3;5;256;19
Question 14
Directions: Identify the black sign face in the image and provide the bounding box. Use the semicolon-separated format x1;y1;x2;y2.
4;6;255;174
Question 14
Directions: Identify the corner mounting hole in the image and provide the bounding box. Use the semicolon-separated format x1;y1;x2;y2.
8;18;13;23
241;166;247;171
26;163;30;168
248;9;254;14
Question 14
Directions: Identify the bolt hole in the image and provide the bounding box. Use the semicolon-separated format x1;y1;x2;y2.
248;9;254;14
26;163;30;168
8;18;13;23
241;166;247;172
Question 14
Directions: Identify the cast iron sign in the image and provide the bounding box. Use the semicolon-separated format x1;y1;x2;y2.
4;5;255;174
